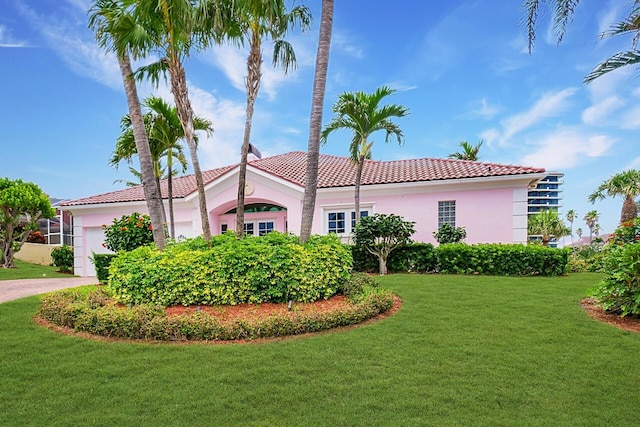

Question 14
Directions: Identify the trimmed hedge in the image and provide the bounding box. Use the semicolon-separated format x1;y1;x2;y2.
353;242;568;276
436;243;569;276
108;233;353;307
37;286;394;341
91;253;117;284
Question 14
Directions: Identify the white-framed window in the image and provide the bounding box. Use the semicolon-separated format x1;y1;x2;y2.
220;223;228;233
243;222;255;235
324;205;372;236
258;221;274;236
243;220;275;236
438;200;456;227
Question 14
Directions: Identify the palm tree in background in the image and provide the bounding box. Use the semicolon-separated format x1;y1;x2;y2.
322;86;409;225
300;0;334;243
584;210;600;242
447;140;483;161
110;96;213;238
588;169;640;224
566;209;576;250
528;209;570;246
576;227;583;241
88;0;166;249
234;0;311;238
523;0;640;83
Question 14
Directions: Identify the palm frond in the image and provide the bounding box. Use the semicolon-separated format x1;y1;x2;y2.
584;50;640;83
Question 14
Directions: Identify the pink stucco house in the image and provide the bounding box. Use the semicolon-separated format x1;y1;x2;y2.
61;151;547;277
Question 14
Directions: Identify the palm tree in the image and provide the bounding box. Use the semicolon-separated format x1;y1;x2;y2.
566;209;576;251
110;96;213;238
300;0;334;243
523;0;640;83
576;227;583;241
234;0;311;239
322;86;409;226
88;0;166;249
131;0;217;240
584;210;600;242
588;169;640;224
528;209;570;246
447;140;483;161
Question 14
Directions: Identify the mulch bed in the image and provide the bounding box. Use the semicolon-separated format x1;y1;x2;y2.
581;298;640;333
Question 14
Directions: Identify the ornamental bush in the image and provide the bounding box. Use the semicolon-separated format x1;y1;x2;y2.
51;245;74;273
108;232;353;307
436;243;569;276
103;212;154;253
433;223;467;244
591;243;640;317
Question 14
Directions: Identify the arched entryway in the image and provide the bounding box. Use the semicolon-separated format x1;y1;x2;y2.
215;202;288;236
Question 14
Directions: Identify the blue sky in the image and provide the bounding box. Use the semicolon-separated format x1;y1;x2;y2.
1;0;638;236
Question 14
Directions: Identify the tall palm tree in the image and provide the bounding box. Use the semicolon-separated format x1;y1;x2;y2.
234;0;311;239
300;0;334;243
322;86;409;225
528;209;570;246
566;208;576;250
447;140;483;161
523;0;640;83
131;0;217;240
576;227;583;241
588;169;640;224
88;0;166;249
110;96;212;238
584;210;600;242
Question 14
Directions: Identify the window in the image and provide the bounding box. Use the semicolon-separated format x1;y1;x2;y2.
351;210;369;229
258;221;274;236
328;212;346;234
220;223;228;233
243;222;255;235
438;201;456;227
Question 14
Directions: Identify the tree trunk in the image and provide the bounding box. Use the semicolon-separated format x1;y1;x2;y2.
621;195;638;223
169;57;211;240
354;154;365;228
168;158;175;240
237;31;262;239
118;52;166;250
300;0;334;243
378;253;388;276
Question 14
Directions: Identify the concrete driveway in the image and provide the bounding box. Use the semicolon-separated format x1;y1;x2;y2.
0;277;97;304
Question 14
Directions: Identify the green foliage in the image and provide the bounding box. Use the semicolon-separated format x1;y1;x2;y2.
608;217;640;246
38;286;394;341
436;243;569;276
591;243;640;317
527;209;569;246
351;243;437;273
0;177;55;267
353;213;415;274
90;253;117;284
50;245;74;273
102;212;154;252
433;223;467;244
108;232;353;306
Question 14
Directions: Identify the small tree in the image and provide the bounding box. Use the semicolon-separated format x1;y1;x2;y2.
0;178;55;268
103;213;154;252
528;209;570;246
433;223;467;244
353;213;415;275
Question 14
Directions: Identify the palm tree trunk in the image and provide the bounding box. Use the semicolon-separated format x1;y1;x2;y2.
237;31;262;239
300;0;334;243
621;195;638;223
118;52;166;250
168;157;175;240
354;154;365;227
168;57;211;240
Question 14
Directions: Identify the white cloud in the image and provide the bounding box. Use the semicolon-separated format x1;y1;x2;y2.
495;87;578;145
520;128;614;170
469;98;500;119
620;105;640;129
0;25;28;48
581;95;624;125
597;1;622;35
332;32;364;59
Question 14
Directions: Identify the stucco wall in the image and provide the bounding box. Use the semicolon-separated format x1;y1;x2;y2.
14;243;56;266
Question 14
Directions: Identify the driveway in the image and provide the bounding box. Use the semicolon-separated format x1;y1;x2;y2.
0;277;97;304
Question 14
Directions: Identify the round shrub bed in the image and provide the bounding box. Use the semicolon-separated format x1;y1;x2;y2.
108;233;353;307
36;282;396;342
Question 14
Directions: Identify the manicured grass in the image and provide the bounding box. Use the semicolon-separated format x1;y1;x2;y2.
2;273;640;426
0;259;74;280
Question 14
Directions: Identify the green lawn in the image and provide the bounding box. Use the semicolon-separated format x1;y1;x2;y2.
0;259;74;280
2;273;639;426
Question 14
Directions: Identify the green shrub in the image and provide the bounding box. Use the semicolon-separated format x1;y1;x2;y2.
351;243;437;273
90;253;117;284
433;223;467;244
37;286;394;341
50;245;74;273
436;243;569;276
591;243;640;317
103;212;154;252
607;217;640;246
108;232;353;307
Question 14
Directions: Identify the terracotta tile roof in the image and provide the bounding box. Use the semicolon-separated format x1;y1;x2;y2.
61;151;545;206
